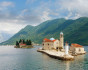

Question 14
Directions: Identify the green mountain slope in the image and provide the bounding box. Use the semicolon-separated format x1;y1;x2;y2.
1;17;88;45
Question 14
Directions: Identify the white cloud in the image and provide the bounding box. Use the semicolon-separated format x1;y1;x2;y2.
0;1;14;7
0;1;14;11
59;0;88;19
41;10;51;21
1;0;88;42
0;22;26;34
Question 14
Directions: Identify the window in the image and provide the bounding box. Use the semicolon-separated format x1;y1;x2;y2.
48;44;49;45
79;48;81;52
43;44;44;46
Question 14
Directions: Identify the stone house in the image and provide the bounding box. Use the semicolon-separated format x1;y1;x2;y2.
42;32;64;50
42;38;59;50
70;43;86;55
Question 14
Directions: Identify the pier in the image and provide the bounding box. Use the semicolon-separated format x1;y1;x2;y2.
37;49;74;61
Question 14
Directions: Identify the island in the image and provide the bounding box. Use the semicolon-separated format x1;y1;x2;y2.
37;32;86;61
14;39;33;48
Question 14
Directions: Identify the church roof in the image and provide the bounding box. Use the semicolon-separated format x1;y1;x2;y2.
50;38;55;40
71;43;83;47
43;38;56;42
60;32;63;35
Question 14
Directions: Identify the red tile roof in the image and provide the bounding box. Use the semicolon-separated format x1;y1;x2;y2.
71;43;83;47
19;44;26;45
52;40;56;42
43;38;56;42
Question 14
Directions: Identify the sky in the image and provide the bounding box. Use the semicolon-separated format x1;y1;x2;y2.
0;0;88;37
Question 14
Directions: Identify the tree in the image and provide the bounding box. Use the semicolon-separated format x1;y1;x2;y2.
26;39;28;45
28;40;32;45
19;39;22;43
25;39;32;45
16;41;19;46
23;39;25;44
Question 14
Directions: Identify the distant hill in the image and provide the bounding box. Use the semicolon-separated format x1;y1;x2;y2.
0;32;12;43
1;17;88;45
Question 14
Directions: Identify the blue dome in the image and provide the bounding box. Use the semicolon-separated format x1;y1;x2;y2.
50;38;55;40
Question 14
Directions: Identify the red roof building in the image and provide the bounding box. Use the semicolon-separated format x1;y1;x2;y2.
71;43;83;48
43;38;56;42
19;43;26;46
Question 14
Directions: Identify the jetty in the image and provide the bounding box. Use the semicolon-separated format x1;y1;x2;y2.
37;49;74;61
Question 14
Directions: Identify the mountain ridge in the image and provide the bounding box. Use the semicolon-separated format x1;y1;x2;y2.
1;17;88;45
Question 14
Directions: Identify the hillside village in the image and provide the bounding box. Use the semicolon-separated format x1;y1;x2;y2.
38;32;86;60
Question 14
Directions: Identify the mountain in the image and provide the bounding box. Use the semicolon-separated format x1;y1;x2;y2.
0;32;12;43
1;17;88;45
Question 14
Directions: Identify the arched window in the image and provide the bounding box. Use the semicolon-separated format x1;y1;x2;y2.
48;44;49;45
79;48;81;52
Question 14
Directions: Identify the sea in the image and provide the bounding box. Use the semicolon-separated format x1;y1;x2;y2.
0;46;88;70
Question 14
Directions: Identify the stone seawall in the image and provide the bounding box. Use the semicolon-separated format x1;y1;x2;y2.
37;49;74;61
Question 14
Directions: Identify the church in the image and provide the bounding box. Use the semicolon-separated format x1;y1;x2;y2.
42;32;64;50
42;32;86;55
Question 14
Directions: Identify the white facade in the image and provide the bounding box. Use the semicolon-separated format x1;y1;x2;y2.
70;44;86;54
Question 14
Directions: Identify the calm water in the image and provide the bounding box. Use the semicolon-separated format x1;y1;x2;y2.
0;46;88;70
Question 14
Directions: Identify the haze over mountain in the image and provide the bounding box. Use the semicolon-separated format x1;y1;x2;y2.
0;32;12;43
1;17;88;45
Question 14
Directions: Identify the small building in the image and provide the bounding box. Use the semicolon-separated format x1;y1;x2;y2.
19;43;26;48
42;38;59;50
42;32;64;50
70;43;86;55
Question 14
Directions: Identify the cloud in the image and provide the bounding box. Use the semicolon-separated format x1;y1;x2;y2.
0;0;88;42
0;1;14;7
0;1;14;11
0;22;26;34
0;0;88;37
59;0;88;19
41;10;51;21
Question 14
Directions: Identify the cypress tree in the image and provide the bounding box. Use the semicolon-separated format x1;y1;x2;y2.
26;39;29;45
23;39;25;44
28;40;32;45
16;41;19;46
19;39;22;43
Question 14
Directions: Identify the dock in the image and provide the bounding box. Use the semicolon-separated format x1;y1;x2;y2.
37;49;74;61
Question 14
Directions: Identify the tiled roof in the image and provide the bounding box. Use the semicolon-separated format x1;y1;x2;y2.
19;44;26;45
43;38;56;42
71;43;83;47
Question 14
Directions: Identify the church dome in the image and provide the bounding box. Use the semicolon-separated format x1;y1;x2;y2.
60;32;63;35
50;38;55;40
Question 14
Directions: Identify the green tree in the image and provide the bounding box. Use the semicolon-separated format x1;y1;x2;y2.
28;40;32;45
19;39;22;43
26;39;29;45
16;41;19;46
23;39;25;44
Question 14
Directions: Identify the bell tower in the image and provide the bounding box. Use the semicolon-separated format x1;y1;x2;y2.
59;32;64;48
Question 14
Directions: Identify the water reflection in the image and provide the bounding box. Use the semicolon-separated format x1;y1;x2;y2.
65;55;85;70
65;61;70;70
0;46;87;70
